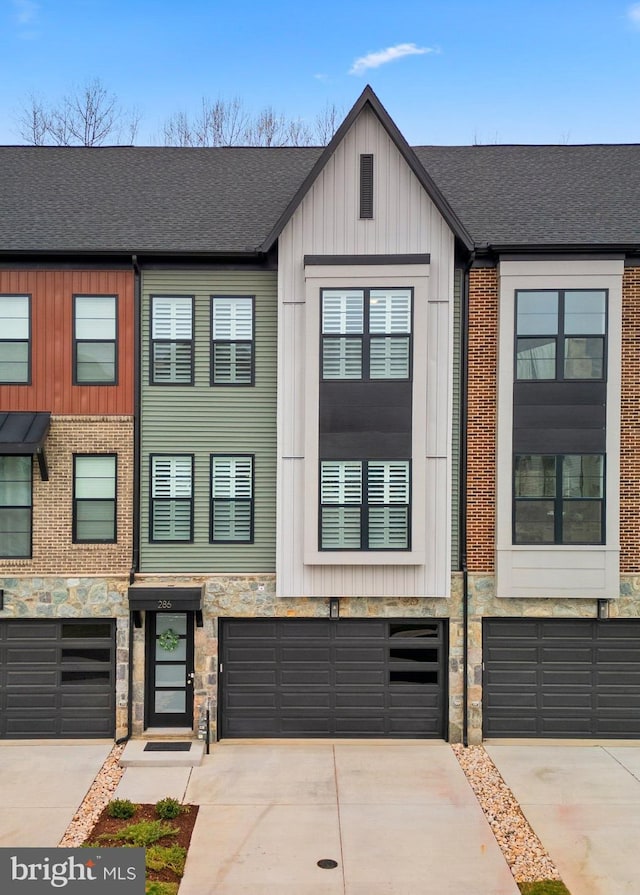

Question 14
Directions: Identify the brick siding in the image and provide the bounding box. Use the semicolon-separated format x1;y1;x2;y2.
621;266;640;572
465;266;498;571
0;416;134;576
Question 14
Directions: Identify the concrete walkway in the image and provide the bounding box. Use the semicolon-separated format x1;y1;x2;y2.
487;742;640;895
169;742;518;895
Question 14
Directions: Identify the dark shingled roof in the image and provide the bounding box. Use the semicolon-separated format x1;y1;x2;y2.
1;141;639;255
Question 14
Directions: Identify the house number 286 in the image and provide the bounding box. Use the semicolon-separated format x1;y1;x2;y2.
157;600;173;609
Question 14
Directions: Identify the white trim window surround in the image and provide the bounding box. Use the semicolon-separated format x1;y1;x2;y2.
0;455;32;558
73;295;117;385
321;288;412;380
151;295;194;385
211;296;254;385
0;294;30;384
320;459;410;550
150;455;193;542
210;454;254;542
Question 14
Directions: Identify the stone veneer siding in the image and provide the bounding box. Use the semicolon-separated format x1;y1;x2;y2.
130;574;466;742
466;266;498;572
0;416;134;577
0;575;130;736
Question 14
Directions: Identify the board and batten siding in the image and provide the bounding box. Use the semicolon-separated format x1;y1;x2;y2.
139;269;277;573
277;105;456;598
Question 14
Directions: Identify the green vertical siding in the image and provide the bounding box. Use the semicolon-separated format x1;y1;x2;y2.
451;267;462;571
140;269;277;573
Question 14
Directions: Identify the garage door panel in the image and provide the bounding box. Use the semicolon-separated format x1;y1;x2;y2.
221;619;447;739
484;619;640;738
0;620;115;739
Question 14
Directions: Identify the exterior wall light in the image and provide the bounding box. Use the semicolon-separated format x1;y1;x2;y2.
329;598;340;619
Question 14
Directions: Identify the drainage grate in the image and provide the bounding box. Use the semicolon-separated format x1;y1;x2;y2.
317;859;339;870
143;741;192;752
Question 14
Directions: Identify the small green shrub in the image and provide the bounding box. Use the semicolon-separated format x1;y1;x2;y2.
146;844;187;876
155;797;182;820
106;798;136;820
99;819;179;848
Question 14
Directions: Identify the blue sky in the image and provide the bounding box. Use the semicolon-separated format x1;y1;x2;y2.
1;0;640;145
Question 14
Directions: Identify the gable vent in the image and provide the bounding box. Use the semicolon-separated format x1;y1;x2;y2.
359;153;374;219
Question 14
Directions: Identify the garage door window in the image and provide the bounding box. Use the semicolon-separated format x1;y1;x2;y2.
0;455;32;558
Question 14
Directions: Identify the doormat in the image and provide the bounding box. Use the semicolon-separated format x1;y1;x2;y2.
144;741;192;752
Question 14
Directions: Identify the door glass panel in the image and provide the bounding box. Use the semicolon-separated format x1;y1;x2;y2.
156;665;186;687
155;639;186;662
156;614;187;636
155;691;186;713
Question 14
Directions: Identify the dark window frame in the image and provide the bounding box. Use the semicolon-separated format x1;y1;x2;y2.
72;453;117;544
209;453;255;543
0;293;32;385
320;287;413;382
318;458;412;551
512;452;606;545
514;288;608;382
0;454;33;559
210;295;255;386
72;294;119;386
150;295;195;386
149;453;194;543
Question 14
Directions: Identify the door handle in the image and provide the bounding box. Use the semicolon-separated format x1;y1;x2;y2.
187;671;195;685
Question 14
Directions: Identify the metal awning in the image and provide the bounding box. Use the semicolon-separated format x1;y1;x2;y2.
127;586;204;612
0;411;51;480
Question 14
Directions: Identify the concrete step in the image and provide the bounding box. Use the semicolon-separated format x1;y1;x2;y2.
119;737;206;767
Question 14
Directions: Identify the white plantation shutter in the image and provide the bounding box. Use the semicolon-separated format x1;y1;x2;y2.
212;456;253;541
152;297;192;340
212;297;253;339
322;291;364;334
322;338;362;379
152;457;192;498
321;507;361;548
369;337;410;379
368;461;410;504
368;507;409;548
369;290;411;334
212;456;252;498
321;461;362;504
151;456;192;540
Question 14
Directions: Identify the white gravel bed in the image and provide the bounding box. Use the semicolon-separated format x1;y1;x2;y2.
58;743;126;847
452;744;562;883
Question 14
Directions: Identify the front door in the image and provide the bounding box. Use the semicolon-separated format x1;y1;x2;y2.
145;612;194;728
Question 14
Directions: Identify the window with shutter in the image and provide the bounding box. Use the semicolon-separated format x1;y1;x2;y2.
73;455;117;542
211;455;254;542
150;455;193;541
0;295;30;384
74;295;117;384
320;460;410;550
211;296;254;385
321;288;411;381
151;296;194;385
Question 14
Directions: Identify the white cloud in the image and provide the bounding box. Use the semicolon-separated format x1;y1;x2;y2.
629;3;640;27
349;42;436;76
12;0;39;26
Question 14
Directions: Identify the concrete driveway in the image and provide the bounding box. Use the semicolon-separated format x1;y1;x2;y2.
176;742;519;895
487;743;640;895
0;740;112;847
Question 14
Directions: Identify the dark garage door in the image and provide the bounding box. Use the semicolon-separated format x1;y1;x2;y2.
0;619;116;738
483;618;640;738
220;618;447;738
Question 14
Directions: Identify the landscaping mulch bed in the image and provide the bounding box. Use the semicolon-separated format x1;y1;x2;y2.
84;803;199;887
